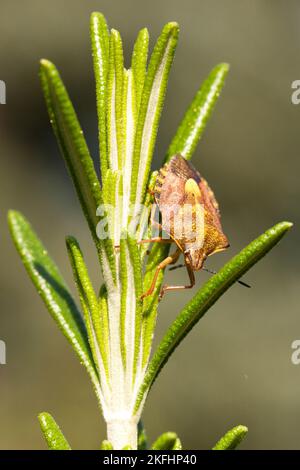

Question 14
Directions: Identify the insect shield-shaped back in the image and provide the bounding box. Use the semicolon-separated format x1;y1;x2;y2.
154;154;229;270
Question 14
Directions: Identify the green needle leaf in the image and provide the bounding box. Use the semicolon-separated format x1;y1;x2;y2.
131;28;149;113
39;59;102;249
38;412;71;450
135;221;293;410
66;236;109;379
130;22;179;208
165;63;229;162
8;211;102;403
212;425;248;450
151;432;182;450
90;12;110;178
66;237;99;319
107;29;124;170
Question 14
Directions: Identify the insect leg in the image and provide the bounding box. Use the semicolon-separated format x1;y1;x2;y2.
141;248;181;300
159;253;195;300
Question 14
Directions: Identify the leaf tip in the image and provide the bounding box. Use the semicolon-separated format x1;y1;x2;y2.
279;220;293;230
7;209;17;222
39;59;58;81
38;412;71;450
218;62;230;73
140;27;149;37
270;220;293;239
166;21;179;30
213;424;248;450
65;235;80;254
110;28;121;39
90;11;109;36
7;210;23;233
90;11;105;21
165;21;180;38
39;58;53;70
38;411;49;426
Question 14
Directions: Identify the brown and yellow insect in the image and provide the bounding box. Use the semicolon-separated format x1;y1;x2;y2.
141;154;229;300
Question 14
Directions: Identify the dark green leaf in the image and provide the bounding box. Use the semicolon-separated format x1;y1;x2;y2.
39;60;102;249
8;211;101;400
136;221;292;410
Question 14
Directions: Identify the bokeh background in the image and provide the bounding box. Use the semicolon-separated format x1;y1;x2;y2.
0;0;299;449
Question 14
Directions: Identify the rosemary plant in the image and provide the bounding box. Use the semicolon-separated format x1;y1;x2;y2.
8;12;292;450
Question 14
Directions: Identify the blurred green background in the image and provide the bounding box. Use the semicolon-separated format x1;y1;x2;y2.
0;0;299;449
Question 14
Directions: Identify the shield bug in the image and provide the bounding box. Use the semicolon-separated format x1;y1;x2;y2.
141;154;230;300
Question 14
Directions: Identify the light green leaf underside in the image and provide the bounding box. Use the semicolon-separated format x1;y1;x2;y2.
127;235;143;381
120;237;129;368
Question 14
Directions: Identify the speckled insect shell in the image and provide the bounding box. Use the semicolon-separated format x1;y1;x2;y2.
154;154;229;270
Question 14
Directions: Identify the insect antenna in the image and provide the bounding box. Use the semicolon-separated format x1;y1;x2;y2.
202;267;251;288
169;264;185;271
169;264;251;288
